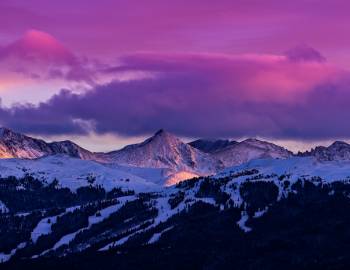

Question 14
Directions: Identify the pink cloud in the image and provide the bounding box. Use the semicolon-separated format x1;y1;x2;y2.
114;50;339;103
0;48;349;141
0;30;95;83
2;0;350;69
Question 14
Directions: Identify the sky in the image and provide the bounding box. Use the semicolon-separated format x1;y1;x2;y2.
1;0;350;152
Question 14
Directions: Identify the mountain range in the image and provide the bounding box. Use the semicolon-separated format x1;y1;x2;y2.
0;127;349;186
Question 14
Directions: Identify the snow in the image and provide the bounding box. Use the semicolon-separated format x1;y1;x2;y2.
52;232;77;250
218;156;350;185
31;206;80;243
99;222;151;251
147;226;174;244
31;216;58;243
0;155;160;192
253;207;269;218
213;138;292;167
38;196;137;255
87;196;136;226
164;171;200;186
0;242;26;263
237;211;252;233
0;200;9;213
109;164;170;185
99;184;218;250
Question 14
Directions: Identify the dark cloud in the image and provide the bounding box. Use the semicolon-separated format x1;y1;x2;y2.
0;51;349;140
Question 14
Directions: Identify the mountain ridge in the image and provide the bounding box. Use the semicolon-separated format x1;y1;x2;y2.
1;126;350;185
0;127;96;160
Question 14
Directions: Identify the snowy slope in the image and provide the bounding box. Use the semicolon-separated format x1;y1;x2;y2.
5;155;350;261
0;155;159;192
213;138;292;167
217;156;350;184
108;164;173;186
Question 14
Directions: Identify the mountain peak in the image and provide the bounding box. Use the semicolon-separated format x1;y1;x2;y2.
151;129;176;140
106;129;222;175
330;141;350;148
154;129;165;136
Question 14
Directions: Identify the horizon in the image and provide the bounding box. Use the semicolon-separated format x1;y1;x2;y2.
1;1;350;152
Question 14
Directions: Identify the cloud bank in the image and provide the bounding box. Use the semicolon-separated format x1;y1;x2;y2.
0;46;350;140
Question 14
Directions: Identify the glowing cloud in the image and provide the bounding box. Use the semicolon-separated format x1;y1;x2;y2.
0;49;349;141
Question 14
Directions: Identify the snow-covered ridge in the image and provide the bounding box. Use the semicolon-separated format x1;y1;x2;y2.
300;141;350;161
212;138;293;167
0;155;159;192
0;127;96;160
217;156;350;186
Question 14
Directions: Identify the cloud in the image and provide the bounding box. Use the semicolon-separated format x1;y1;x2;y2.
0;49;349;140
0;30;96;83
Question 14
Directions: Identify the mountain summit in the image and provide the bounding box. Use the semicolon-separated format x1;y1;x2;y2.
104;129;223;174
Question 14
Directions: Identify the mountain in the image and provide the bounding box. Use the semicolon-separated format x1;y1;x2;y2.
103;129;223;174
188;139;237;153
212;138;293;167
300;141;350;161
0;127;95;159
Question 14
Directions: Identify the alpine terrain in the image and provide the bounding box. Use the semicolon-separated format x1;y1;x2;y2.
1;127;350;269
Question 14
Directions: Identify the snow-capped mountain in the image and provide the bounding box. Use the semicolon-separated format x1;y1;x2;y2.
301;141;350;161
0;127;95;159
103;129;223;174
188;139;237;153
212;138;293;167
6;126;350;188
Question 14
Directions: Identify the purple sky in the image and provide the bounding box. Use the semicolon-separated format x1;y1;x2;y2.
1;0;350;151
